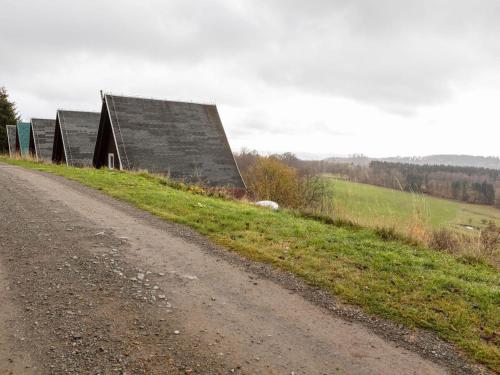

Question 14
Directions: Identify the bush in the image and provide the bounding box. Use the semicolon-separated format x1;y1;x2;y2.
243;156;335;215
427;224;499;267
244;157;302;208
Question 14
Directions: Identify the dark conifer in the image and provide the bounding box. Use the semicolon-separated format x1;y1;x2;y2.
0;87;20;153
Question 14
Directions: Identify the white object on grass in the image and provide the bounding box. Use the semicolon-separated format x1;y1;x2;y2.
255;200;279;210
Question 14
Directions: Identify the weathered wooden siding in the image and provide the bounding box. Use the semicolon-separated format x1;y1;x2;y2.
31;118;56;161
54;110;100;167
94;94;245;188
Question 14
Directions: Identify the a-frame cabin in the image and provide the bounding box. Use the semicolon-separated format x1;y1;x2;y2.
6;125;17;157
93;94;246;189
52;110;100;167
15;122;32;157
30;118;56;161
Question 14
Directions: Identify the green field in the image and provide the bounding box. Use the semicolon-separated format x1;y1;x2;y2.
2;157;499;371
328;178;500;233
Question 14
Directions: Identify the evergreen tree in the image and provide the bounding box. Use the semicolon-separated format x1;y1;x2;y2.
0;87;20;153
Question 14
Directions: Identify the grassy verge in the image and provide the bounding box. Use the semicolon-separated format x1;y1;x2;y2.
2;157;499;371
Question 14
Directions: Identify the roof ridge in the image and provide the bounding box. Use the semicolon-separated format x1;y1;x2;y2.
57;109;100;114
31;118;55;121
104;93;216;106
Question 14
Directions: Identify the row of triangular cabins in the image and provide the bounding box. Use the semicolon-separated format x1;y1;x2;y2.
6;94;246;190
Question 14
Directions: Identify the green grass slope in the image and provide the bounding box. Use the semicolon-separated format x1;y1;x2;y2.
328;178;500;233
2;158;499;371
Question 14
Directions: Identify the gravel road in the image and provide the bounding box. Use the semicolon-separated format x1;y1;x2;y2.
0;164;488;374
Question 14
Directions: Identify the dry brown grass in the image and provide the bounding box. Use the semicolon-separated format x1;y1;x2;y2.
480;222;500;255
426;224;499;266
6;153;36;161
428;228;460;252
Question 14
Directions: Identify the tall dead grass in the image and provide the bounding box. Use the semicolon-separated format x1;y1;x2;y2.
7;153;40;162
428;224;499;266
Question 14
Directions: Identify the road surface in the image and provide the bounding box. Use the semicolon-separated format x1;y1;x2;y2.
0;164;484;374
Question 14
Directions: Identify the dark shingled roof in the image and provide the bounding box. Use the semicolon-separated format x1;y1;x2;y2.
16;122;31;156
30;118;56;161
93;94;245;189
53;110;100;167
6;125;17;157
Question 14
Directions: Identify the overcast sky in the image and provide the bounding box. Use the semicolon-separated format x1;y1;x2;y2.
1;0;499;158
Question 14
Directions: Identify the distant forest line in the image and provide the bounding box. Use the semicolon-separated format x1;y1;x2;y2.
364;161;498;206
324;154;500;170
235;150;500;208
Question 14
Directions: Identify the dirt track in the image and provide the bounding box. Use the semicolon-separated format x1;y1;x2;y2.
0;164;487;374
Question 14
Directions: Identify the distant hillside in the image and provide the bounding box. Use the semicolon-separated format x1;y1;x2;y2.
325;154;500;170
324;155;372;166
383;155;500;169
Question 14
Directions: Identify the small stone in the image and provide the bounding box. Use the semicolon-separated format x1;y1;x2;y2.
174;330;180;335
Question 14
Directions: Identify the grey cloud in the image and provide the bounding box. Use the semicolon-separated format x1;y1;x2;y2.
1;0;499;115
230;113;352;139
255;0;500;113
0;0;260;68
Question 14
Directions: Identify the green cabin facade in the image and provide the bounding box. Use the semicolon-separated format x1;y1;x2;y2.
15;122;32;156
